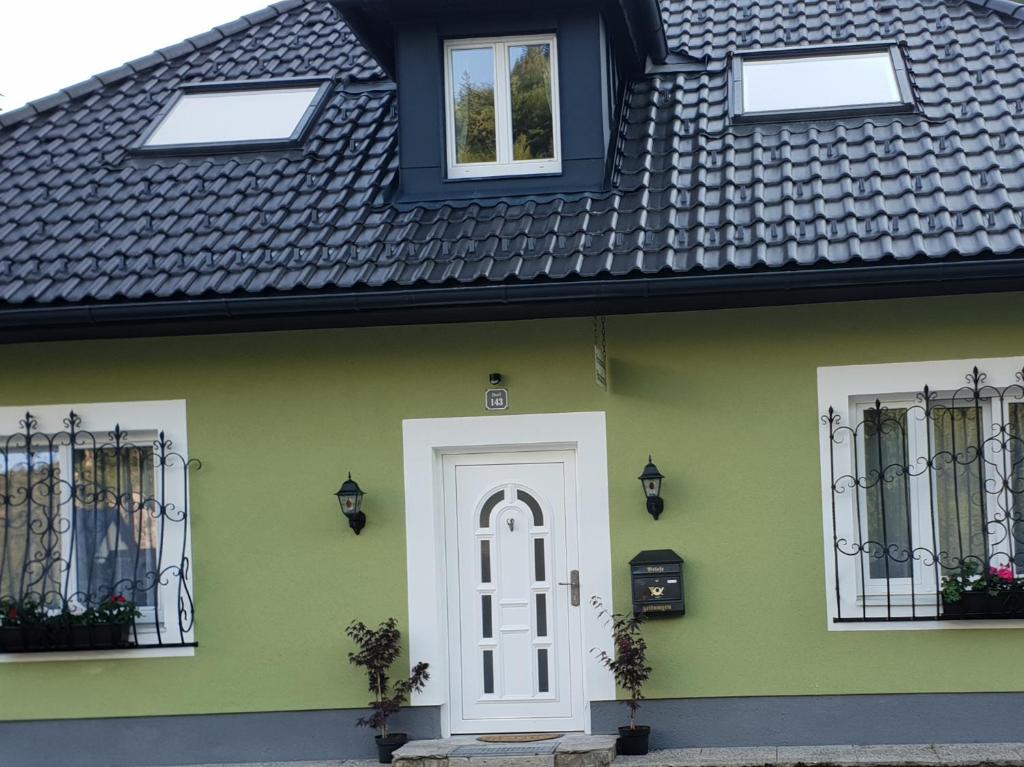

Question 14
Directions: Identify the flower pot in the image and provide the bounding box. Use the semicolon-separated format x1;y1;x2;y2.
617;725;651;756
0;622;131;652
943;591;1024;619
375;733;409;764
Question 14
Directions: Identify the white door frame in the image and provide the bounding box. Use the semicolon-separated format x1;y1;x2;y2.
402;412;615;736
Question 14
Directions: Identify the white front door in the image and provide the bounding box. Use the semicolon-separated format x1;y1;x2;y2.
443;450;584;734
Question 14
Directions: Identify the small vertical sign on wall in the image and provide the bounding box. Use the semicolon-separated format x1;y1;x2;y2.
594;316;608;391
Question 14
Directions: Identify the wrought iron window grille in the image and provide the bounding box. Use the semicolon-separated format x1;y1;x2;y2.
0;410;200;652
823;366;1024;623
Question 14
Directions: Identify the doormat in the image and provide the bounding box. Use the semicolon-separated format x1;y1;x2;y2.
453;744;560;757
477;734;564;743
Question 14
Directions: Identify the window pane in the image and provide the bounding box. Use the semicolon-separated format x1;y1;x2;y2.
742;51;901;113
452;47;497;164
509;43;554;161
1011;404;1024;570
73;446;157;607
0;447;62;605
933;406;987;567
145;87;320;146
864;408;913;579
534;538;545;582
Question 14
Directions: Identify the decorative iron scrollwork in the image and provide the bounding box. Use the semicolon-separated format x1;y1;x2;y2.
823;366;1024;622
0;411;200;651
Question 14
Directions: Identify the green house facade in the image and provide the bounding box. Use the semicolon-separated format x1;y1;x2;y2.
3;0;1024;764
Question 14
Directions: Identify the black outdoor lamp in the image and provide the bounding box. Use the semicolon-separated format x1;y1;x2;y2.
335;473;367;535
639;456;665;520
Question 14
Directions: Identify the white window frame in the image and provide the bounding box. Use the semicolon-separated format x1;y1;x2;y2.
136;78;330;154
732;42;915;123
443;34;563;180
818;357;1024;631
0;400;195;662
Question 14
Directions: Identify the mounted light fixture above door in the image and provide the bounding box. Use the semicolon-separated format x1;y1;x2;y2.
335;472;367;535
639;457;665;520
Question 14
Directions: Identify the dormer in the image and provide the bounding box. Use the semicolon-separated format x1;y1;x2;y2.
333;0;667;202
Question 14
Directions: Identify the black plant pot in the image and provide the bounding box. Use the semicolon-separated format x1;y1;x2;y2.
617;725;651;756
943;591;1024;619
0;623;131;652
376;733;409;764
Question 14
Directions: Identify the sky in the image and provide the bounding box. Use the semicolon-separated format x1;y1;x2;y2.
0;1;274;113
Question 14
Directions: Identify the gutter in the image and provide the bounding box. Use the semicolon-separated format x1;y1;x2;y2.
2;257;1024;343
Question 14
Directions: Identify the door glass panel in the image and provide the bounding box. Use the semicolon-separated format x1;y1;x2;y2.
451;47;497;164
537;648;549;693
481;594;493;638
533;538;545;582
479;490;503;528
932;405;987;568
481;540;491;583
536;593;547;637
508;43;555;161
517;489;543;526
864;407;912;578
483;649;495;694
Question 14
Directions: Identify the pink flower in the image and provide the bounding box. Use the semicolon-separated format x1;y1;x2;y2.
990;566;1015;583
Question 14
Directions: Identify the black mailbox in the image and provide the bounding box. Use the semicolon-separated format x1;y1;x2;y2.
630;549;684;617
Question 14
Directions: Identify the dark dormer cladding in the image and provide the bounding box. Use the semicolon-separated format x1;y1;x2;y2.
332;0;669;202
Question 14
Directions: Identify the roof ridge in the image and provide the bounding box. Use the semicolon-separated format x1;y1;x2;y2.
0;0;311;131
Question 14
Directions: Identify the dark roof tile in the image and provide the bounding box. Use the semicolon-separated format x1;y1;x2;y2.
2;0;1024;309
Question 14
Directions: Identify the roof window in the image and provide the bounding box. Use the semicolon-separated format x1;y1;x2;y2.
732;44;914;122
139;80;329;153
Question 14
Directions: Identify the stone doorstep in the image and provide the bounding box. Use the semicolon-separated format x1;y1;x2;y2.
393;735;618;767
146;741;1024;767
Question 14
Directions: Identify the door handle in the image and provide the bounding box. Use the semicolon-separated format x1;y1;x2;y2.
558;570;580;607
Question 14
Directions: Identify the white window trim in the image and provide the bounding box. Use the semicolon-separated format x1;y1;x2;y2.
444;34;563;180
818;357;1024;631
0;399;196;661
402;412;614;736
732;42;914;123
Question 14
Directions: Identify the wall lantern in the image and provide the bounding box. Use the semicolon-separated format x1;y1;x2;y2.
335;473;367;535
639;457;665;520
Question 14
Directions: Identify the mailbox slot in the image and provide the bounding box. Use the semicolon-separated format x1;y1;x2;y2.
629;549;685;617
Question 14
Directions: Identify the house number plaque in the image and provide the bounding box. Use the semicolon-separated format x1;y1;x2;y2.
485;388;509;411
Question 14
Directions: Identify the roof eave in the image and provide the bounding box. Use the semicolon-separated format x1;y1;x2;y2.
2;257;1024;344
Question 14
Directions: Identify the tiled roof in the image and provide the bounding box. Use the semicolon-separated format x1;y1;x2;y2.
1;0;1024;310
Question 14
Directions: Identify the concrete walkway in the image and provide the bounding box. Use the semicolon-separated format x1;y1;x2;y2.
153;742;1024;767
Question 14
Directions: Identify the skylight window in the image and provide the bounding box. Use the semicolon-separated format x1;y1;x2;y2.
733;45;913;121
141;81;329;151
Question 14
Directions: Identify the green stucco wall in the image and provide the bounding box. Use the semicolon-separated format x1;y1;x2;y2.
1;292;1023;721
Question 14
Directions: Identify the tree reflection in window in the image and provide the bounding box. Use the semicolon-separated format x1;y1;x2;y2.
452;47;497;164
509;43;554;161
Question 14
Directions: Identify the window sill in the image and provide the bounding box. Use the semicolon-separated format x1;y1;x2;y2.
0;644;196;663
446;162;563;181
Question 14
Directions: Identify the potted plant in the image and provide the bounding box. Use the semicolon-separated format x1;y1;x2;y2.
592;597;653;755
0;595;139;652
942;561;1024;618
346;618;430;764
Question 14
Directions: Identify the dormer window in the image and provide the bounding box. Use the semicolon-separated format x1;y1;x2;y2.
732;44;914;122
444;35;562;179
